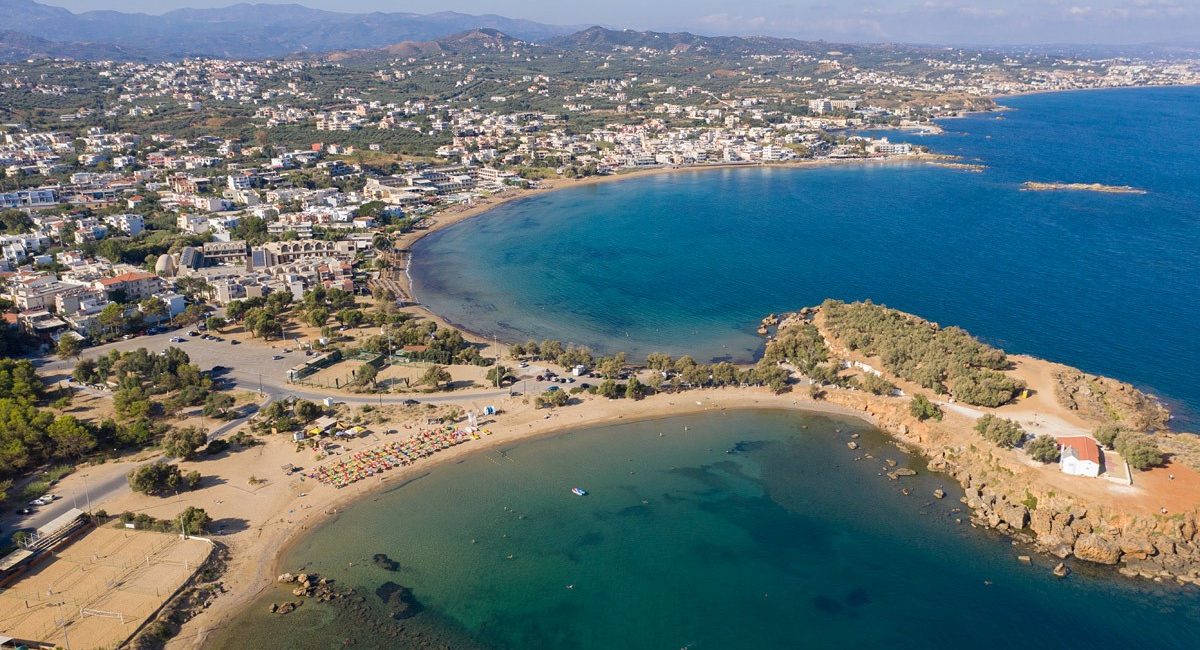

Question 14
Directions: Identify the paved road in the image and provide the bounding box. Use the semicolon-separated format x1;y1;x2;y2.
16;329;571;535
36;328;554;408
11;392;267;534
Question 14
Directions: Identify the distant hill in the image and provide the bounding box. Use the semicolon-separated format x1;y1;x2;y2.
545;26;821;56
0;0;582;59
0;29;147;61
316;28;529;63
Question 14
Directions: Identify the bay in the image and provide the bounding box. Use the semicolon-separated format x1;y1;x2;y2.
411;87;1200;428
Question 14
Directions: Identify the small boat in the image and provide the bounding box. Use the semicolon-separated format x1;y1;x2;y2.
571;487;588;496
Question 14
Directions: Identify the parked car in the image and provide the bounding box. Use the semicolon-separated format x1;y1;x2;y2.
272;355;284;360
230;340;241;345
17;508;33;515
187;330;199;336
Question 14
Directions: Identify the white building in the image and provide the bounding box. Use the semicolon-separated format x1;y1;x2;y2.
1057;437;1102;478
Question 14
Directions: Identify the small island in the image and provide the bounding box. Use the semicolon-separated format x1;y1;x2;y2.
1022;181;1148;194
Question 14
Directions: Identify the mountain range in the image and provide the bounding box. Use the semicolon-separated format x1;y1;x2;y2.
2;0;1195;63
0;0;584;60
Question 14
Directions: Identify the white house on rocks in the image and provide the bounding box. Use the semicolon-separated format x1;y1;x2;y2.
1057;436;1102;478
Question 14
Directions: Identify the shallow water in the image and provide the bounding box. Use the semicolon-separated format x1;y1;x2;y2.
412;87;1200;428
219;411;1200;649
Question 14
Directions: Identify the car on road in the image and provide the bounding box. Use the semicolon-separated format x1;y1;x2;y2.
402;399;420;406
212;365;227;372
230;340;241;345
519;362;529;368
272;355;284;360
170;336;184;343
547;385;560;392
16;508;33;515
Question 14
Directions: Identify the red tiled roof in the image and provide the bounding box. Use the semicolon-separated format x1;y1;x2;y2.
98;271;156;286
1057;436;1101;464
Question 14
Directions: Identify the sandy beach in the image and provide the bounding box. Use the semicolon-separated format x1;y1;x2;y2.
128;148;1198;646
163;385;877;648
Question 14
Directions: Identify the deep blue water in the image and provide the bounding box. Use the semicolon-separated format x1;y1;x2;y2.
221;411;1200;649
412;86;1200;428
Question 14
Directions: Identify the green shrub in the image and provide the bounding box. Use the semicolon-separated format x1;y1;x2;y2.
1115;432;1164;471
1094;422;1122;449
1026;435;1060;463
860;373;897;396
974;414;1026;449
909;394;943;421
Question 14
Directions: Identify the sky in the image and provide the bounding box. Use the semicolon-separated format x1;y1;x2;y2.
42;0;1200;45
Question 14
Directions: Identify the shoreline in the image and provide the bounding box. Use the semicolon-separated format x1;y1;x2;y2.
395;154;948;347
177;83;1200;644
990;82;1200;102
185;389;880;647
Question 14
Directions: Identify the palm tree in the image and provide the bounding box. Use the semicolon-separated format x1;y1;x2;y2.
372;232;393;252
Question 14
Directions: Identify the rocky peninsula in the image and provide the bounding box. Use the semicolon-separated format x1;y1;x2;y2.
770;301;1200;585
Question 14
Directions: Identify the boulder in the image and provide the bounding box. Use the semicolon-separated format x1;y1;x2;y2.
1053;562;1071;578
999;503;1029;530
847;441;859;450
277;573;295;583
892;468;917;477
377;581;422;620
1030;509;1054;536
933;489;946;500
1119;538;1158;561
1073;534;1122;565
373;553;400;572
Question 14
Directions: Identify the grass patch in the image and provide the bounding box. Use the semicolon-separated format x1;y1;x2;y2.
1021;491;1038;511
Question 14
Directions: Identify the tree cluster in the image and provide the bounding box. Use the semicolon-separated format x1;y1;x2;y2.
909;394;943;421
822;300;1024;407
974;414;1027;449
127;461;201;496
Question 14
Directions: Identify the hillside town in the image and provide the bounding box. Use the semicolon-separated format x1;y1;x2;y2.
3;39;1197;344
0;27;1199;650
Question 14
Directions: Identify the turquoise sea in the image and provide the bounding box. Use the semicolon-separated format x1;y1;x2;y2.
220;411;1200;649
217;88;1200;648
412;86;1200;428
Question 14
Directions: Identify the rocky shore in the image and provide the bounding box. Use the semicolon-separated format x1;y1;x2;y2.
942;457;1200;583
771;303;1200;587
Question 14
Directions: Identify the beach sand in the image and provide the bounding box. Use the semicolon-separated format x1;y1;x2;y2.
162;386;875;648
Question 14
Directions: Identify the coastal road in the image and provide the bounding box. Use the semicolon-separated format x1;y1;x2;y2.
8;390;268;534
17;330;564;535
35;328;547;408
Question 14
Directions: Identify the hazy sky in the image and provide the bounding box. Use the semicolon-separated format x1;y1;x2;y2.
43;0;1200;44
